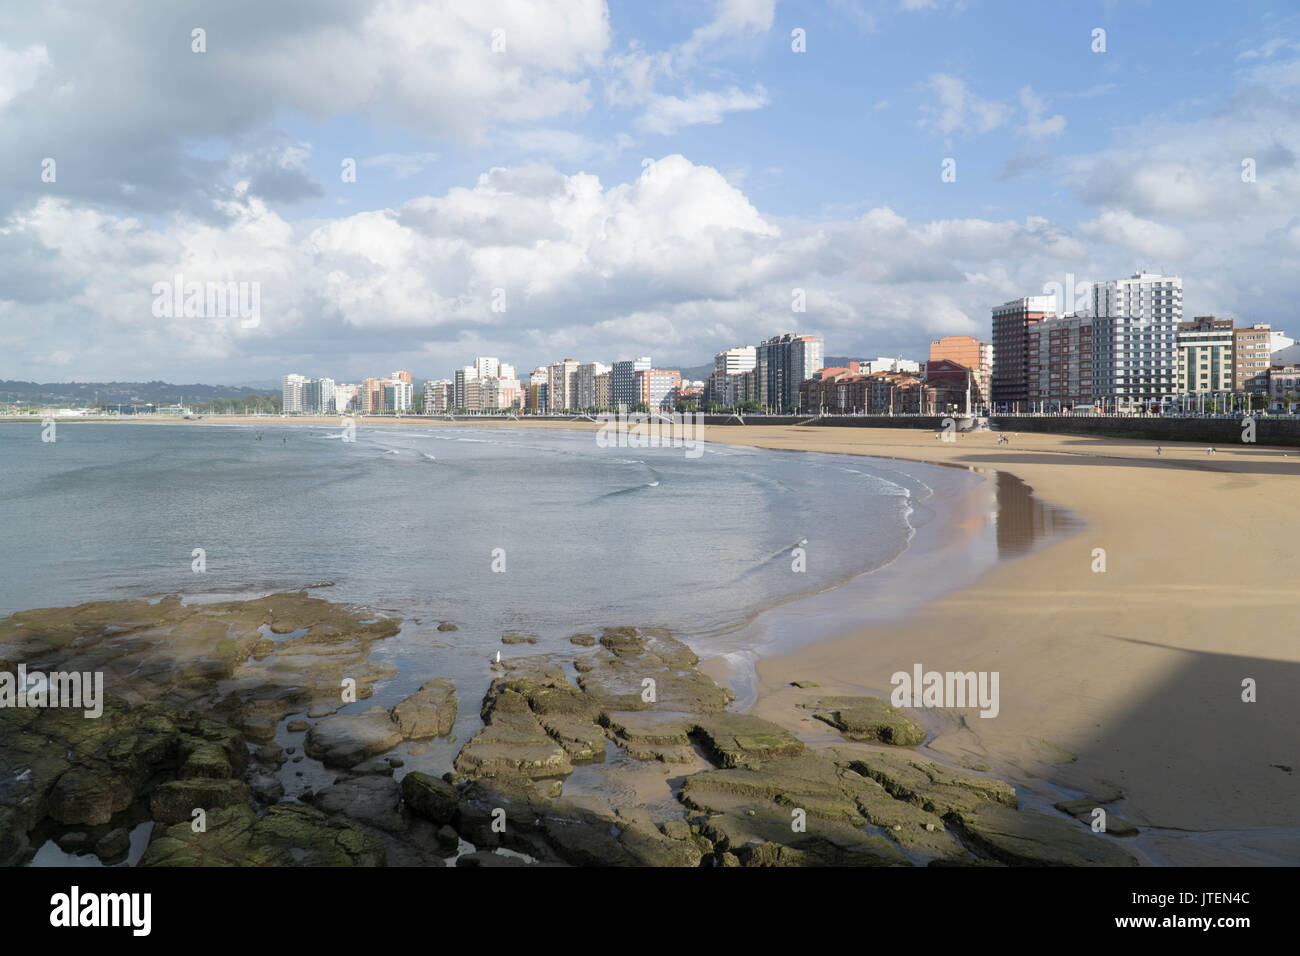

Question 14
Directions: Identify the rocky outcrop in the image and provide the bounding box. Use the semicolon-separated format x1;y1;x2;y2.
575;628;734;713
0;593;402;863
949;803;1138;866
304;707;404;769
454;690;573;780
391;679;457;740
602;712;696;763
839;751;1018;815
401;772;458;825
805;696;926;747
140;804;385;866
691;712;805;768
680;753;962;864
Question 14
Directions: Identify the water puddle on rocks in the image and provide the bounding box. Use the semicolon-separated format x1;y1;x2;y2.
29;821;154;867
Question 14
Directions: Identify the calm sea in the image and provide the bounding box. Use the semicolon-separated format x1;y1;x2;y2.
0;419;1022;741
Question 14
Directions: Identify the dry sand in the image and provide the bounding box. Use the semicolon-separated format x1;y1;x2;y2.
45;415;1300;861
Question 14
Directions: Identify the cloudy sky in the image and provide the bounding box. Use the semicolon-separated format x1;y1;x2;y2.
3;0;1300;385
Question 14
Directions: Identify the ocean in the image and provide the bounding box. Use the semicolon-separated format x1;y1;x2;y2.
2;419;1070;864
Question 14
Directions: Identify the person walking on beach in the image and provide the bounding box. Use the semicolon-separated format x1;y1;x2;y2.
1155;446;1161;455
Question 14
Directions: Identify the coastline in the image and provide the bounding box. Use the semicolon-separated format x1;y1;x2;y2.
11;416;1300;864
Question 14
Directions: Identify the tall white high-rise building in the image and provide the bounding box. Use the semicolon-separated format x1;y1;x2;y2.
1090;271;1183;407
714;346;757;377
473;357;500;380
282;374;307;413
334;383;360;414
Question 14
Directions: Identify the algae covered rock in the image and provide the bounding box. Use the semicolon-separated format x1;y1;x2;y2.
691;712;804;768
806;696;925;747
575;628;734;713
401;771;458;825
391;679;457;740
454;689;574;780
140;804;385;866
841;751;1017;816
950;803;1138;866
602;711;696;763
150;778;252;824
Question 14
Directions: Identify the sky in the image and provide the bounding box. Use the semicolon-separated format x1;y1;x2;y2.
3;0;1300;385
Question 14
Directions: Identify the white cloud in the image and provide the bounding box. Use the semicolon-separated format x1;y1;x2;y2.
1018;86;1066;139
606;0;775;134
1078;209;1193;260
6;150;1214;381
919;74;1010;137
0;41;50;106
637;85;770;135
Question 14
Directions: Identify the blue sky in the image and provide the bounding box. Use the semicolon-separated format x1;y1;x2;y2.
3;0;1300;384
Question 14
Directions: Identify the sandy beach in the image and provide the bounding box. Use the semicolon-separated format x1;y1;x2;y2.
31;415;1300;863
695;425;1300;865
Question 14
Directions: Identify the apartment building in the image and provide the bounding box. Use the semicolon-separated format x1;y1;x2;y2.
929;336;993;406
1270;364;1300;409
612;357;652;410
991;295;1056;409
756;332;824;412
547;359;580;412
576;362;611;410
1234;323;1272;393
453;366;475;411
281;373;307;413
423;379;451;413
334;383;360;414
1176;316;1234;395
633;369;681;410
1027;315;1094;409
1090;272;1183;408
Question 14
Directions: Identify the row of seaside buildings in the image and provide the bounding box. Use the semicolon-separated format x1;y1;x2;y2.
990;271;1297;412
281;270;1300;417
283;333;841;415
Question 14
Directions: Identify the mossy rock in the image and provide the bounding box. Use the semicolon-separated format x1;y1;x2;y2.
949;803;1138;866
140;804;384;866
806;696;926;747
149;778;251;824
841;752;1017;816
691;712;805;768
401;771;458;825
392;679;457;740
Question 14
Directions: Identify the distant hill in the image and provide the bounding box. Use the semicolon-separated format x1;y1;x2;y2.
663;362;714;382
0;380;273;406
